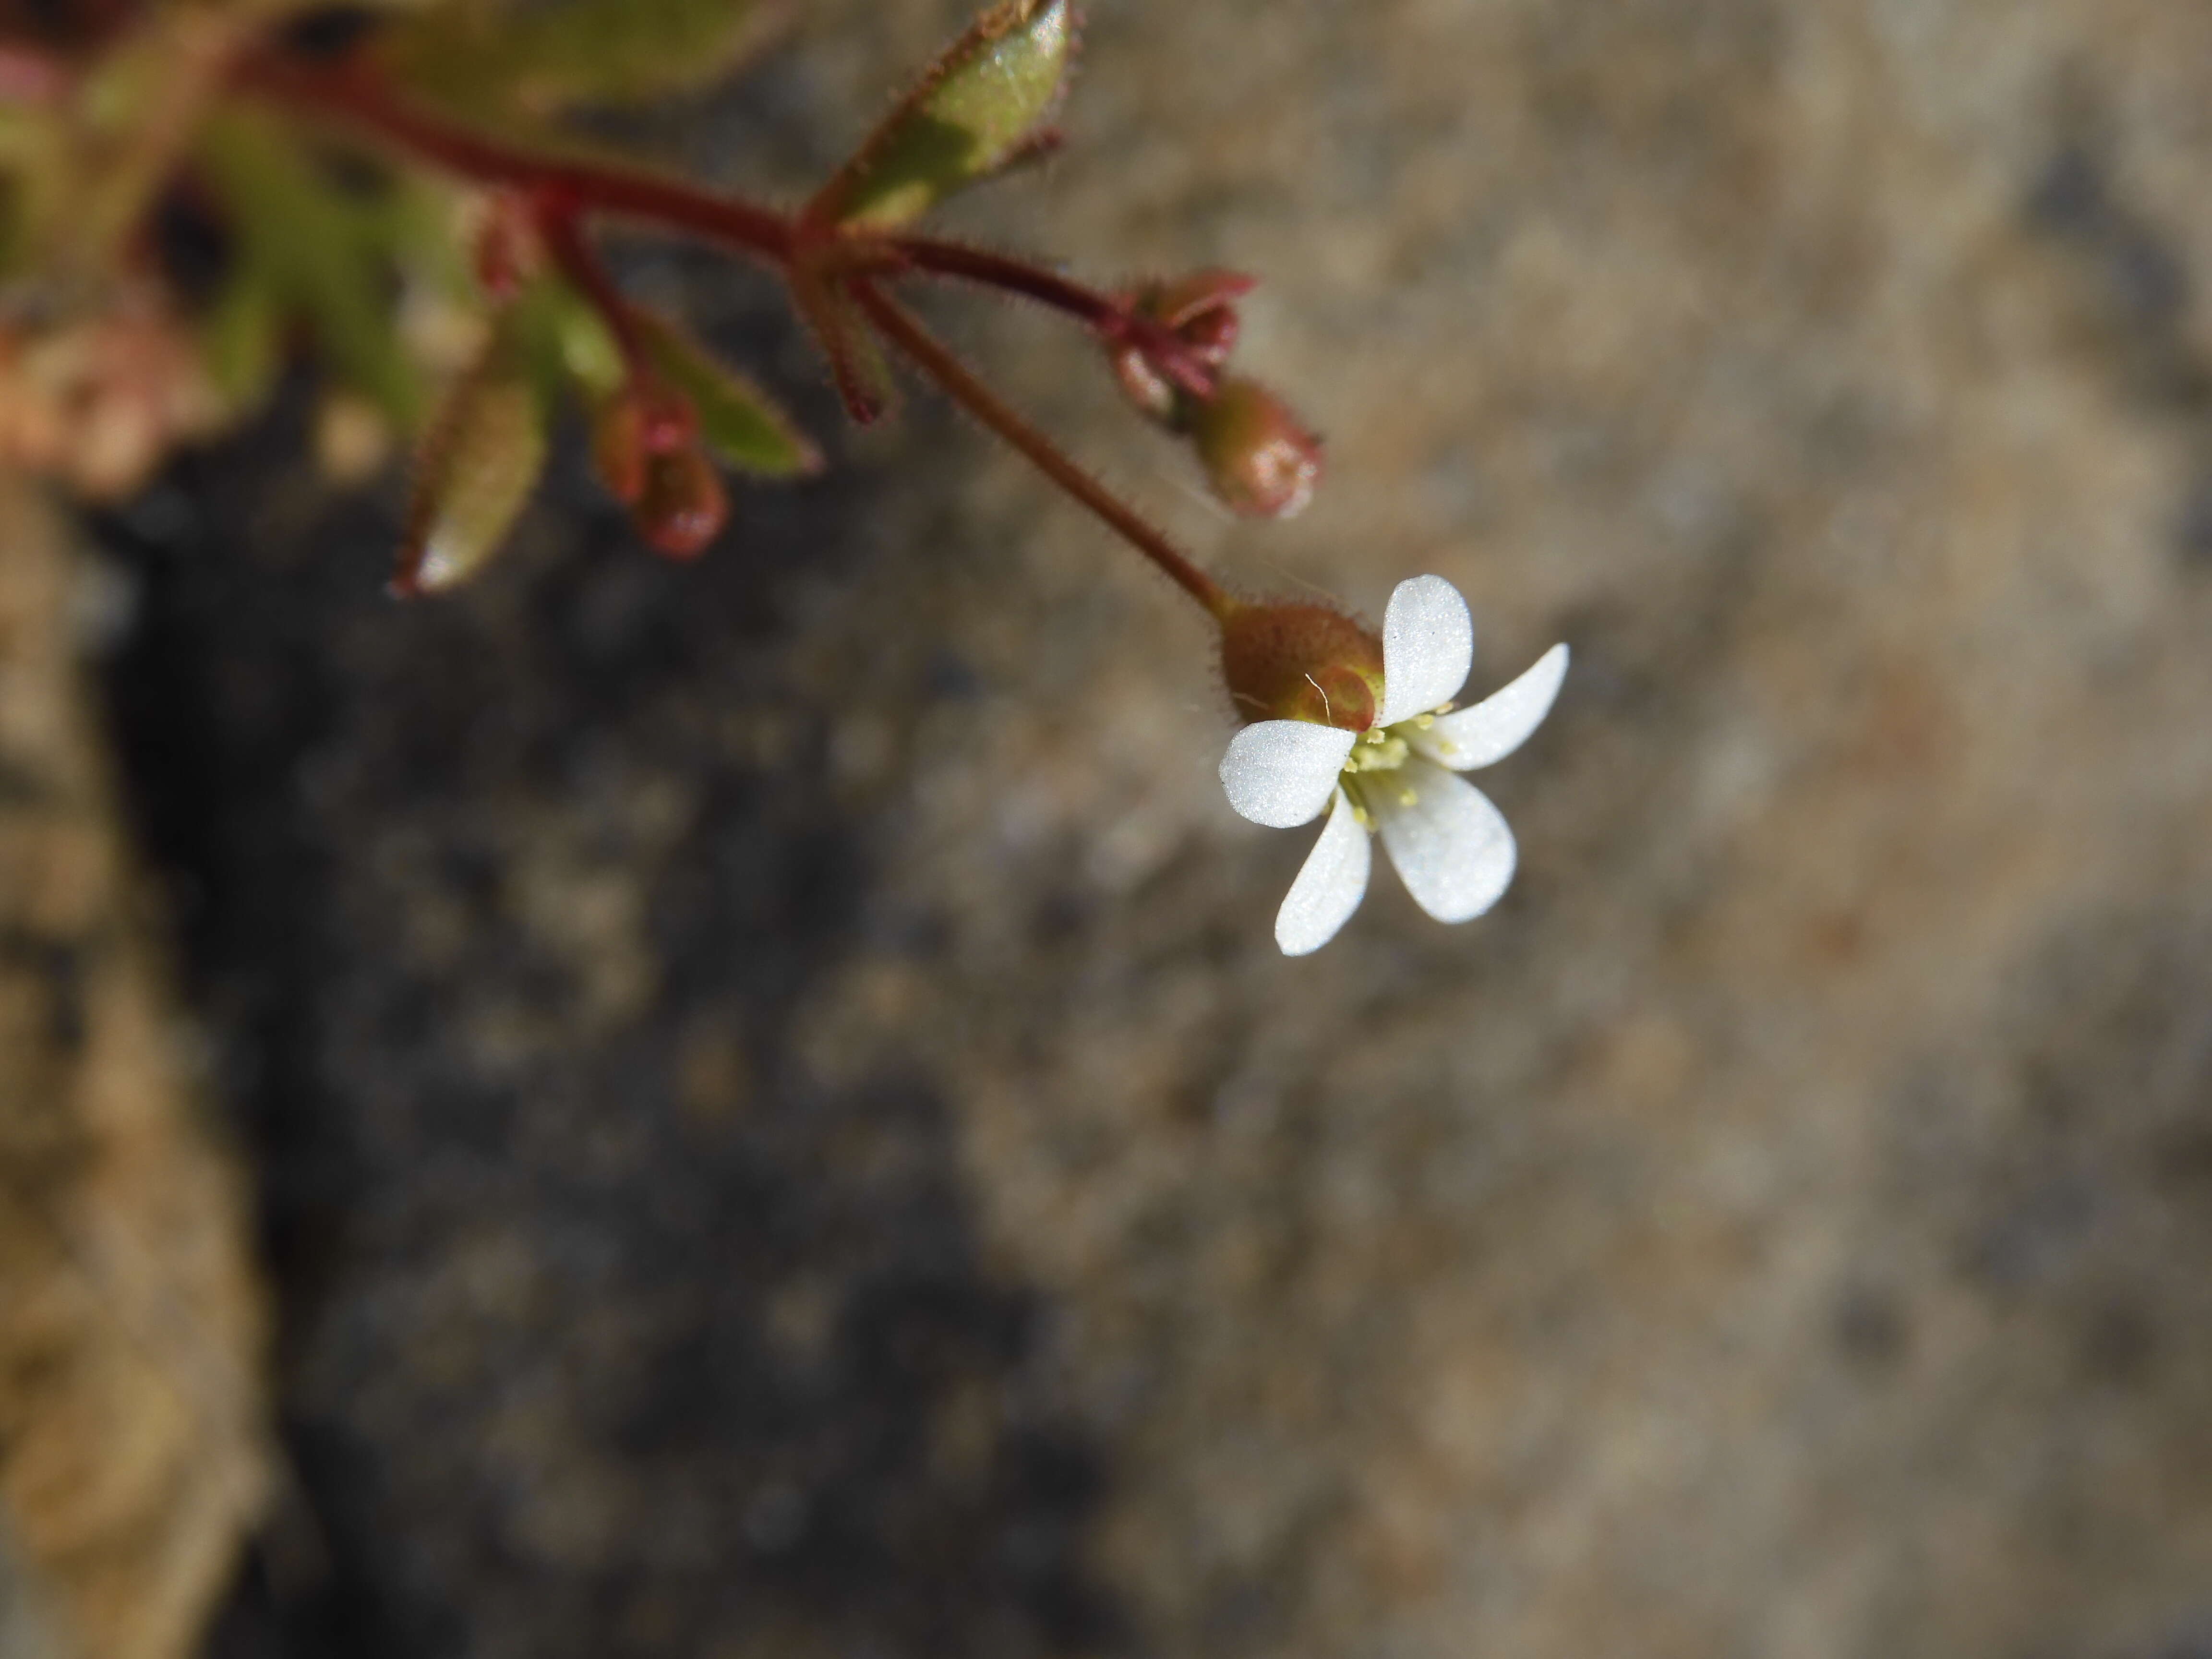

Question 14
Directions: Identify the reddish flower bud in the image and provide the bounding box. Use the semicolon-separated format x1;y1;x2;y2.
1218;600;1382;730
594;373;727;558
591;377;702;506
1187;376;1322;519
636;383;697;454
1140;268;1254;369
1106;270;1259;421
634;441;728;561
1177;301;1239;369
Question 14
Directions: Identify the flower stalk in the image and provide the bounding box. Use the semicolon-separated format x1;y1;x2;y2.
851;282;1235;619
226;38;1267;619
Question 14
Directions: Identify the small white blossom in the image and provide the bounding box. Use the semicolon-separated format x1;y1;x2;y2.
1219;575;1568;955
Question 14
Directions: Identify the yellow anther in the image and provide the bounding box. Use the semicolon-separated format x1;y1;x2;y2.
1414;712;1436;729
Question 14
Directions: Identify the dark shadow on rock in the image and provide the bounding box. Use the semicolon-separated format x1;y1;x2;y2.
92;372;1129;1659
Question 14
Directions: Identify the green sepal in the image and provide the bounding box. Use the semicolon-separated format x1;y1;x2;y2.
377;0;768;115
811;0;1074;231
635;312;821;478
792;272;896;426
499;273;627;402
395;305;550;596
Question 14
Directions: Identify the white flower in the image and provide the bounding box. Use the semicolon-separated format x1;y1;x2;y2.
1218;576;1568;955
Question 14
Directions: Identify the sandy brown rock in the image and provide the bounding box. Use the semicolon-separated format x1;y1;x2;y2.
792;3;2212;1655
0;478;267;1659
104;3;2212;1657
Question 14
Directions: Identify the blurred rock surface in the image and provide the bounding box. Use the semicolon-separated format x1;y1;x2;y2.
0;474;267;1659
85;0;2212;1656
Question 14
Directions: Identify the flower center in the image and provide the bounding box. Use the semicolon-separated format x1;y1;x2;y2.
1336;709;1450;824
1341;766;1422;827
1343;728;1410;773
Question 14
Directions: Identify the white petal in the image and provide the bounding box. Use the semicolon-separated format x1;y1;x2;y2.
1408;643;1569;770
1377;575;1474;727
1220;720;1358;828
1368;758;1516;924
1275;788;1372;955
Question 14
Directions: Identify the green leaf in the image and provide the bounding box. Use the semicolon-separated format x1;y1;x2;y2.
495;272;628;401
195;108;427;428
200;269;283;415
396;307;549;596
812;0;1074;231
636;312;821;478
550;290;628;398
0;108;67;280
378;0;769;114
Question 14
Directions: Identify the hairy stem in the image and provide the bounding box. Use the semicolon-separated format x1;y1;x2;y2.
235;55;796;267
853;281;1234;622
532;199;650;375
891;235;1216;397
240;43;1243;620
241;54;1214;392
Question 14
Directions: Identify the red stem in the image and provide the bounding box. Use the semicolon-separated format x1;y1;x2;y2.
532;199;650;373
238;46;1238;616
240;55;1214;389
236;54;796;267
890;237;1116;327
852;281;1234;622
890;234;1216;397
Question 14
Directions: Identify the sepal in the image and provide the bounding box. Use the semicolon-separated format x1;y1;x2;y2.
807;0;1075;231
793;274;896;425
393;305;549;596
1217;601;1382;729
636;311;822;478
634;442;729;560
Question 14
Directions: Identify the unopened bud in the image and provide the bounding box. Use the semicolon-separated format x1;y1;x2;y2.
634;441;728;561
1188;377;1322;519
637;385;697;453
591;377;700;506
1106;270;1257;422
1138;269;1253;368
1218;600;1382;730
1177;302;1239;369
